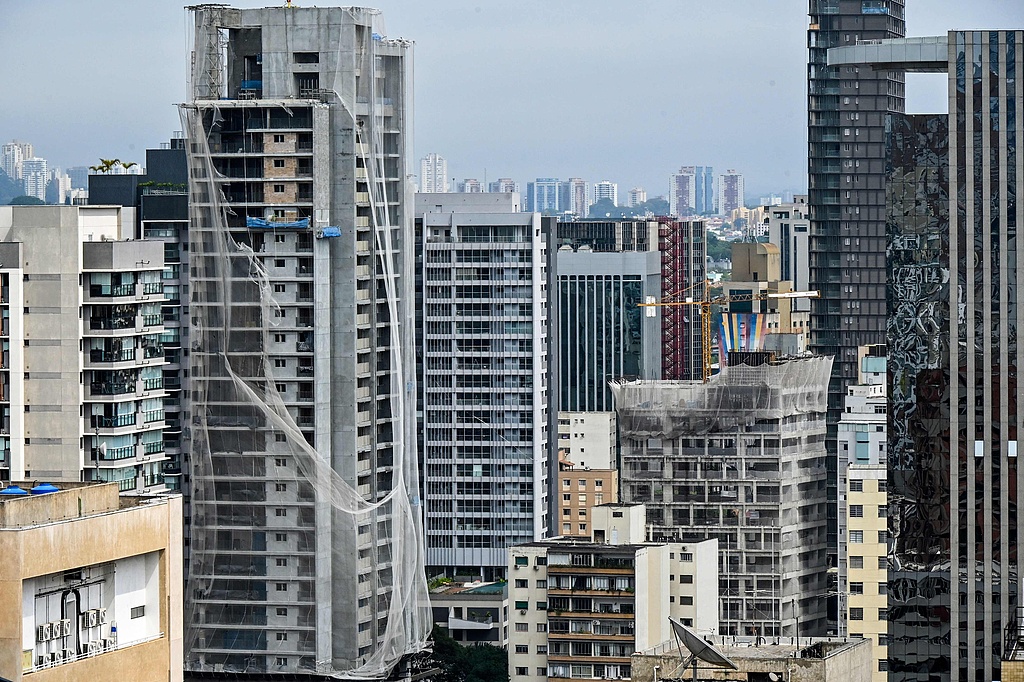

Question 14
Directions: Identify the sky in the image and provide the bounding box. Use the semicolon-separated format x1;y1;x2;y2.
1;1;1022;200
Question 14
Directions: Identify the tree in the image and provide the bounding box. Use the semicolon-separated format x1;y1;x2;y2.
89;158;138;174
8;195;45;205
429;625;509;682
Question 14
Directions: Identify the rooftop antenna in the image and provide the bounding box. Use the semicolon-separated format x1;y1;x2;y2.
664;617;737;682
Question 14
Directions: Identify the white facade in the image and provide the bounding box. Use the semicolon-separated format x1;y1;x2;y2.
421;153;449;193
592;181;618;206
21;158;48;201
418;193;549;579
765;195;811;312
458;178;483;193
489;178;519;193
1;142;24;180
556;411;615;470
627;187;647;207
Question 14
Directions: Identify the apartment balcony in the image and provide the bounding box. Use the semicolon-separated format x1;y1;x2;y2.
85;347;137;369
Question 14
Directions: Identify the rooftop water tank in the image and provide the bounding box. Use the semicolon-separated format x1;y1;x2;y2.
0;485;29;496
30;483;59;495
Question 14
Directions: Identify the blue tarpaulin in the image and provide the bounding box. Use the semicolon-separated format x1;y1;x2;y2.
317;227;342;238
246;217;310;229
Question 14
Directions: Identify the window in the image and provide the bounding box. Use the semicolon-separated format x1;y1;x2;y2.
274;259;286;268
275;235;286;244
273;134;286;143
277;608;288;616
879;660;889;672
578;524;587;532
563;494;571;502
274;359;287;368
515;645;529;654
878;557;887;570
276;558;288;567
515;556;528;566
536;580;547;588
562;523;570;533
680;552;694;562
578;479;586;489
515;601;528;610
274;184;285;193
849;582;864;595
849;479;863;492
275;456;287;465
277;632;288;641
681;596;693;605
595;480;603;489
515;668;528;676
515;623;528;632
274;284;286;292
275;483;287;492
578;493;587;503
275;508;287;517
878;505;887;518
878;608;888;620
276;658;288;666
562;509;571;517
850;505;864;518
537;667;547;676
850;607;864;620
878;531;888;543
274;159;286;168
877;480;887;492
276;583;288;591
850;555;863;569
878;582;888;595
680;575;693;584
515;579;528;588
274;334;287;342
536;623;547;632
536;602;547;611
130;606;145;619
276;533;287;541
849;530;864;543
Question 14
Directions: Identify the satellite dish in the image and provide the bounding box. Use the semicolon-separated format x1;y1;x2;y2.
669;617;738;671
769;673;781;682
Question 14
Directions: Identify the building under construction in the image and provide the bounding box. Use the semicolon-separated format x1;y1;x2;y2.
611;354;833;638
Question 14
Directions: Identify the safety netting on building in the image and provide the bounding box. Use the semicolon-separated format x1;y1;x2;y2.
181;5;430;678
609;356;834;438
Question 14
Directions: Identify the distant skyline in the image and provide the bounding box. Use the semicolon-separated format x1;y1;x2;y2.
1;1;1021;200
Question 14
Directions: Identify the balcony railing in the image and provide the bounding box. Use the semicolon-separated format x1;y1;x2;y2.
90;381;134;396
143;441;164;455
90;348;136;363
90;283;136;297
141;314;162;326
141;282;164;295
90;316;135;331
93;414;136;428
142;378;163;390
144;410;164;423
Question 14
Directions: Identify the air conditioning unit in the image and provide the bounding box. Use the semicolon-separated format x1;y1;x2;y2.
80;613;92;630
102;637;116;651
61;619;72;637
87;640;103;655
97;608;107;624
37;655;48;667
87;610;99;627
62;648;74;662
50;651;63;664
37;624;50;642
519;609;527;615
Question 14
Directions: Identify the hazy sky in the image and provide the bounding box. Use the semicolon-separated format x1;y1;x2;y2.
2;1;1022;199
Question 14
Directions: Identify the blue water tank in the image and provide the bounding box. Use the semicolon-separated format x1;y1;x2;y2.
30;483;59;495
0;485;29;496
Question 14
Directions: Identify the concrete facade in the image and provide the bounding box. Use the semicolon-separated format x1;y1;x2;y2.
0;205;169;493
764;196;811;312
0;482;182;682
430;581;508;647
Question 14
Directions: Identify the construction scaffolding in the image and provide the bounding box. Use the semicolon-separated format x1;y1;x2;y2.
181;5;429;678
610;355;833;438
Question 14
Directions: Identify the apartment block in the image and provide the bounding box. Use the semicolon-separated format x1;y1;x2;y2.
182;5;428;676
508;504;718;682
763;195;811;312
429;581;509;647
0;205;169;494
612;355;833;638
0;481;182;681
416;193;550;579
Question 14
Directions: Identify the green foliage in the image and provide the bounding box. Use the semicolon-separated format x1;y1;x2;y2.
705;232;735;262
8;195;45;205
89;158;137;174
0;168;23;205
428;576;454;590
430;625;509;682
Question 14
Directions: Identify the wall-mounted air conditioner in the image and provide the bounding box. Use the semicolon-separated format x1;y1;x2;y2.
61;648;74;662
87;610;99;627
37;624;50;642
60;619;72;637
87;640;103;655
37;654;48;667
97;607;107;624
102;637;116;651
50;651;62;664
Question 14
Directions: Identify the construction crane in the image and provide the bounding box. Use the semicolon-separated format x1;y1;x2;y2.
639;280;819;382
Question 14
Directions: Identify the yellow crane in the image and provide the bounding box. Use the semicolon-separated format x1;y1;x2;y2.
638;280;819;382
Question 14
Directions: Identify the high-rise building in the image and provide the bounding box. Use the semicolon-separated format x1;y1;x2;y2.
612;355;834;638
764;195;811;312
807;2;905;619
658;219;707;381
592;180;618;206
181;6;429;677
668;166;714;217
526;178;560;213
555;219;663;410
830;29;1022;681
21;157;48;201
416;193;550;580
488;177;519;194
716;169;745;215
67;166;90;190
420;152;449;193
457;178;483;193
0;205;171;492
627;187;647;207
559;177;588;217
1;142;24;181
